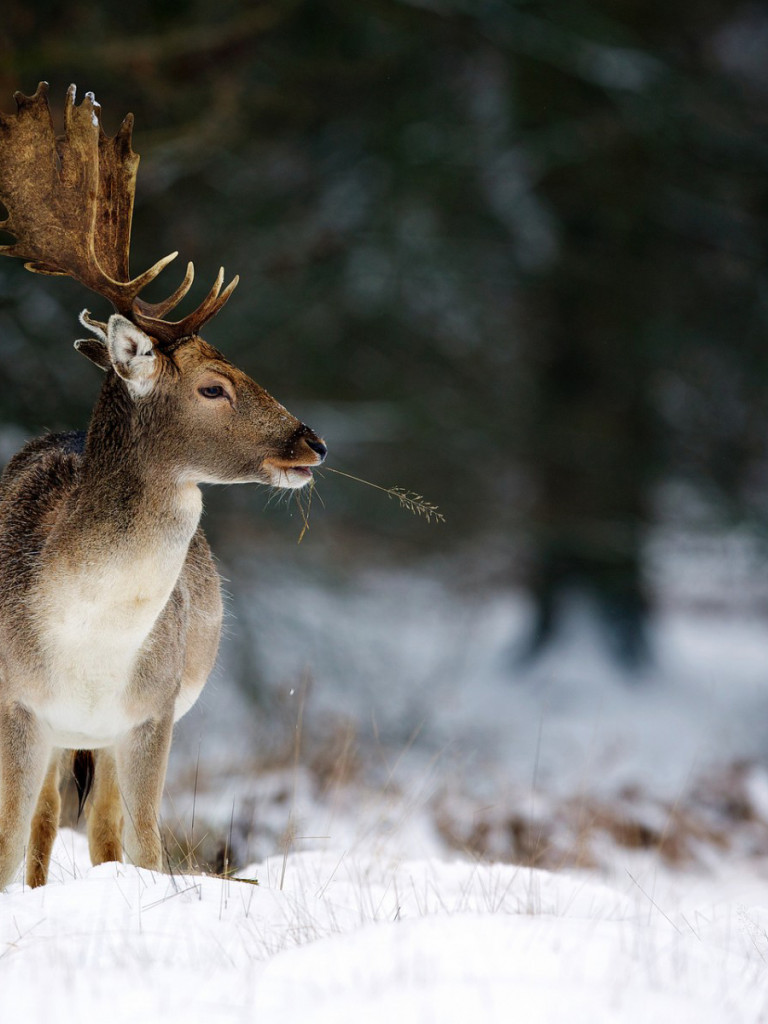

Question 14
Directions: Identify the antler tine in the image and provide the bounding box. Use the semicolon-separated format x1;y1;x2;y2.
90;252;186;326
11;79;49;110
123;250;181;304
135;261;195;319
175;269;239;337
204;265;225;303
217;272;240;305
170;265;224;334
0;84;240;346
213;272;240;313
133;270;239;344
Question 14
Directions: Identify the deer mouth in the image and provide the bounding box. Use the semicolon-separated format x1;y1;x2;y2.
263;459;316;489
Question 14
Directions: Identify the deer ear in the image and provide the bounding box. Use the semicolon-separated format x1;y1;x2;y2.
106;315;158;397
74;337;110;371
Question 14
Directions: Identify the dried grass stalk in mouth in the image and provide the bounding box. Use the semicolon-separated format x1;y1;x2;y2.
320;467;446;525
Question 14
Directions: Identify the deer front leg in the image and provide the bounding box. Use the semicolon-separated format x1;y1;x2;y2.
26;752;62;888
115;716;173;872
0;703;51;890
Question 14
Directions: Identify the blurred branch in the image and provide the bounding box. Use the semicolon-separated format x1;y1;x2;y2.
28;5;298;70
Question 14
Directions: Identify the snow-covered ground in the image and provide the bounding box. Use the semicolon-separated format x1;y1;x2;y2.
3;554;768;1021
2;833;768;1022
169;553;768;870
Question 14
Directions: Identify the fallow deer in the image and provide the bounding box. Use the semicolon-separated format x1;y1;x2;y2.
0;83;326;889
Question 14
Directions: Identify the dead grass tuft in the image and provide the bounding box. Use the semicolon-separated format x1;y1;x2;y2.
434;761;768;871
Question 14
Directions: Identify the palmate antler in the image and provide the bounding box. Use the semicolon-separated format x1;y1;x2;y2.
0;82;238;347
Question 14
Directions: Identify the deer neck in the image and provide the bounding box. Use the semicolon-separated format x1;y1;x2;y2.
69;373;203;552
34;376;202;669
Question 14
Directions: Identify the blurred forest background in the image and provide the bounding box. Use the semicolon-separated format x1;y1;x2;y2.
1;0;767;671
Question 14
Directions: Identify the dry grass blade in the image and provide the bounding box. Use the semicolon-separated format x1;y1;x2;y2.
296;479;315;544
321;467;445;524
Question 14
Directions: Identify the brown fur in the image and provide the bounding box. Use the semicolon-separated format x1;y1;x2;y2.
0;322;325;889
85;752;124;867
0;84;325;889
25;755;61;888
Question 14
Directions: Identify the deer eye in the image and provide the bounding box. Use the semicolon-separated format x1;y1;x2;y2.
199;384;226;399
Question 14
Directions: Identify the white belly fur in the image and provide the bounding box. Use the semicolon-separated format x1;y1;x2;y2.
32;543;190;747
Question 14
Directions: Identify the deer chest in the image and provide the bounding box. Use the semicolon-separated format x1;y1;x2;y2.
29;547;189;747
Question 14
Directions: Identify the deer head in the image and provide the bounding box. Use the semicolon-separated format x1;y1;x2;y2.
0;82;326;489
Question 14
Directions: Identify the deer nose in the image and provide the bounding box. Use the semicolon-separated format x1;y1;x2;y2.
305;437;328;463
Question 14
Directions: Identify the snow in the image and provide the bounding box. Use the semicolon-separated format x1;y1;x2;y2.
2;834;768;1022
4;555;768;1021
219;558;768;802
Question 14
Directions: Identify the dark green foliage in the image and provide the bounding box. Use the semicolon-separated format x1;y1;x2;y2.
1;0;766;657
